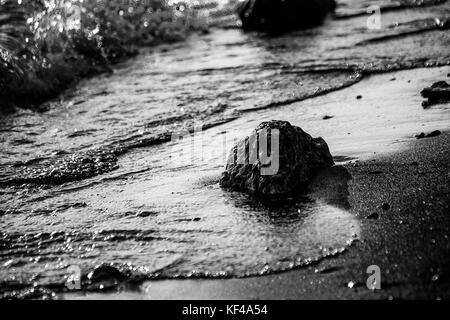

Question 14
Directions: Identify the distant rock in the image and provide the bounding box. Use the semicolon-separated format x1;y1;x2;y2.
220;120;334;197
415;130;442;139
87;264;125;283
421;81;450;108
237;0;337;31
323;115;334;120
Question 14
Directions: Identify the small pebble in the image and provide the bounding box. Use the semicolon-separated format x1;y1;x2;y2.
416;130;441;139
366;212;379;220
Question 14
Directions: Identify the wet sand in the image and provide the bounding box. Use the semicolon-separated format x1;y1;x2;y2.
67;132;450;300
139;132;450;300
64;68;450;300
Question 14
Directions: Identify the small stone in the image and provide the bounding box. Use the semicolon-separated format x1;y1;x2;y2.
431;274;439;282
322;115;334;120
366;212;379;220
421;81;450;107
347;281;356;288
416;130;441;139
415;132;425;139
426;130;441;138
356;95;362;100
87;264;125;283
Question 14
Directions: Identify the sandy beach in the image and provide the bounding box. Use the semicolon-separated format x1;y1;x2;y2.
64;67;450;300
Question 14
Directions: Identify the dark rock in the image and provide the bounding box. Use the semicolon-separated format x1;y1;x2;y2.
415;132;426;139
381;203;391;211
421;81;450;108
426;130;442;138
237;0;337;32
220;120;334;197
416;130;441;139
87;264;126;283
84;264;128;290
366;212;380;220
356;95;362;100
323;115;334;120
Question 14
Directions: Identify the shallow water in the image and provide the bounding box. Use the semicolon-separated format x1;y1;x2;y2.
1;0;450;298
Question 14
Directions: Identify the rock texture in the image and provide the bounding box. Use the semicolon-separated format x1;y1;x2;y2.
220;120;334;197
421;81;450;108
237;0;337;32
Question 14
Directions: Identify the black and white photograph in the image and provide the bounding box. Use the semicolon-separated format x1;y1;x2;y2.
0;0;449;306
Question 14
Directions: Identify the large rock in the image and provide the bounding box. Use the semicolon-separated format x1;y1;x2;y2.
237;0;337;31
220;120;334;197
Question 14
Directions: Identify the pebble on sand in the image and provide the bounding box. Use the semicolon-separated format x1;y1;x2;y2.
415;130;442;139
421;81;450;108
366;212;380;220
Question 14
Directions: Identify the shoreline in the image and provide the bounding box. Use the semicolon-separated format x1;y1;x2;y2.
65;132;450;300
62;68;450;300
